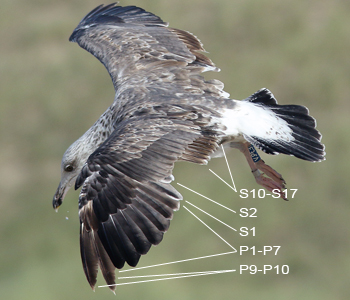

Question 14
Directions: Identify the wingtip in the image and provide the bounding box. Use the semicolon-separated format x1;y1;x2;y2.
109;286;116;295
94;283;116;294
89;279;117;294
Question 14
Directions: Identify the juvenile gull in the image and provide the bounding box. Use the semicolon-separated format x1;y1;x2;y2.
53;3;325;292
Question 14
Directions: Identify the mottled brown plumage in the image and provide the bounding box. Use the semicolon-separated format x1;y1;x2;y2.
53;3;324;292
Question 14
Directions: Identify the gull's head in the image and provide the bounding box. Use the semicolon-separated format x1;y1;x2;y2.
53;140;89;211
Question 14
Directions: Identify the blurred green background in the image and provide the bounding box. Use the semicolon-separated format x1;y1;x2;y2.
1;0;349;299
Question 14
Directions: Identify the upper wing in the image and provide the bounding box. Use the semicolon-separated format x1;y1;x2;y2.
69;3;223;97
75;116;219;291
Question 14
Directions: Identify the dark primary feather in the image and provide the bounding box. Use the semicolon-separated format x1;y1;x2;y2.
77;116;219;289
70;3;167;42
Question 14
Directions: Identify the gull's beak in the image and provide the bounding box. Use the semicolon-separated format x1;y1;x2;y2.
53;182;68;212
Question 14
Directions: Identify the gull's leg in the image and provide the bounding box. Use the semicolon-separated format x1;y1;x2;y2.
230;142;287;200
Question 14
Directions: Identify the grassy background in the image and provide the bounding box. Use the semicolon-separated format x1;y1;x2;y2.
1;0;349;299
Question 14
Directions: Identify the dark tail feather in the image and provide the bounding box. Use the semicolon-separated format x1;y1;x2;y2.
244;89;325;162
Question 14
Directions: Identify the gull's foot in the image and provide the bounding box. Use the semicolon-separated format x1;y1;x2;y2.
252;168;287;200
231;142;288;200
256;159;286;186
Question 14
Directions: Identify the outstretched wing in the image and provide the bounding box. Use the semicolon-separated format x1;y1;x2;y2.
75;116;219;291
69;3;225;99
69;3;228;291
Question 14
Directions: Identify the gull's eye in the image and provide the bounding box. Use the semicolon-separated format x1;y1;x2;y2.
64;164;74;172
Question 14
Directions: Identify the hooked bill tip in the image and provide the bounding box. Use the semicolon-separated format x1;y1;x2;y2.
52;196;62;211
